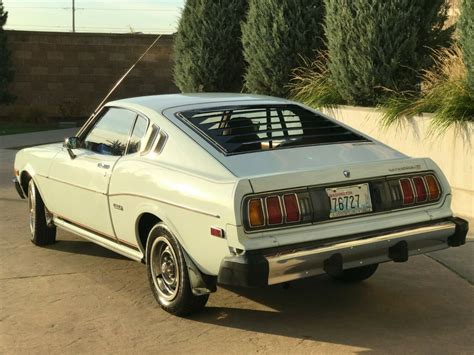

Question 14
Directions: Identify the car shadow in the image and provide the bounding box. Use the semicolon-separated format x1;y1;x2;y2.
185;270;472;350
46;239;128;260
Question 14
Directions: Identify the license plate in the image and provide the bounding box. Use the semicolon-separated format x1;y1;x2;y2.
326;183;372;218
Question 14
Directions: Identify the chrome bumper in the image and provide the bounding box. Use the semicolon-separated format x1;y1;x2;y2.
217;218;468;287
266;221;455;285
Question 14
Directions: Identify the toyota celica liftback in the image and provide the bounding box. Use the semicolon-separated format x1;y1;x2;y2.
13;94;469;315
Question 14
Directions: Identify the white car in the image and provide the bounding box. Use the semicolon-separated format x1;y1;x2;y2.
13;94;468;315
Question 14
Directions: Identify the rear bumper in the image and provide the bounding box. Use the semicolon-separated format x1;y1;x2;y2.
12;177;25;199
217;217;469;287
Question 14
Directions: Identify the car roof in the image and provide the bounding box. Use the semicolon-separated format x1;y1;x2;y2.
108;93;290;113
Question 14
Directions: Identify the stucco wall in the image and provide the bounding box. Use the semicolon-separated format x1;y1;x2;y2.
322;106;473;222
0;30;177;120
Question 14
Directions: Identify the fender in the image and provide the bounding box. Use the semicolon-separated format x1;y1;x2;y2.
133;203;184;251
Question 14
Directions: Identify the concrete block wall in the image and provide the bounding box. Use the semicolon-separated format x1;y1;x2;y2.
0;31;177;120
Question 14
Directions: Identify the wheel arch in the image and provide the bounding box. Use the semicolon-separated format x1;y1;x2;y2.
133;202;192;259
19;170;32;197
136;212;162;257
134;211;210;277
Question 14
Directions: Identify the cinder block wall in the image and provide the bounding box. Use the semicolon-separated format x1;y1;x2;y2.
0;31;177;120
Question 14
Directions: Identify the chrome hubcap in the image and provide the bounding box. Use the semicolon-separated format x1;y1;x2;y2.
150;237;179;301
28;181;36;236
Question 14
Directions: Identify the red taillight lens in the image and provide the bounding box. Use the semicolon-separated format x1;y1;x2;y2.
248;198;265;227
424;175;440;201
283;194;300;223
399;178;415;205
266;195;283;225
412;176;427;203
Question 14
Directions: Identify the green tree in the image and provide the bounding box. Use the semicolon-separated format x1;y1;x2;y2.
324;0;451;106
242;0;324;97
0;0;14;104
173;0;247;92
459;0;474;93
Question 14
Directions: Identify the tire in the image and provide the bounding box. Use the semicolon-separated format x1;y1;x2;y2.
27;179;56;246
330;263;379;283
146;223;209;316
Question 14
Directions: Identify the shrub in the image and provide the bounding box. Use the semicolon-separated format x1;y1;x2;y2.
0;0;14;104
324;0;452;106
289;51;343;108
242;0;324;97
172;0;247;93
459;0;474;94
380;45;474;132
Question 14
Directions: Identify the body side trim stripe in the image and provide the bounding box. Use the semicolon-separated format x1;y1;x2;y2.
38;174;106;195
108;192;220;218
37;175;220;218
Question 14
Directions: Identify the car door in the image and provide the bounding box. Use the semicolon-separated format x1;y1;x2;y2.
46;107;138;239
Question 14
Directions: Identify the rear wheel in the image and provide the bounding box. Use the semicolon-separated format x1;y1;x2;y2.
27;179;56;246
329;263;378;283
146;224;208;316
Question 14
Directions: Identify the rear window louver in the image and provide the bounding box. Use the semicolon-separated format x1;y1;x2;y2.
177;104;369;155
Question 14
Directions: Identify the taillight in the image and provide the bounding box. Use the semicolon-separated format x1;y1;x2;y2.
283;194;301;223
412;176;428;203
399;178;415;205
248;198;265;227
244;191;310;230
424;175;440;201
398;174;441;206
265;196;283;225
244;172;442;232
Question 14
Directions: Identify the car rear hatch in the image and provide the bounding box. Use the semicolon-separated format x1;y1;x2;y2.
220;145;443;232
222;141;408;184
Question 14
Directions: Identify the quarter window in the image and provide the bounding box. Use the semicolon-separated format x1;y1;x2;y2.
127;115;149;154
142;124;160;155
83;108;137;156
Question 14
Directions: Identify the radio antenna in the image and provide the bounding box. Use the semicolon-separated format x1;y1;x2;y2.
77;34;162;136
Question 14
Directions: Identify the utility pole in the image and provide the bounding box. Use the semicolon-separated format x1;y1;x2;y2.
72;0;76;32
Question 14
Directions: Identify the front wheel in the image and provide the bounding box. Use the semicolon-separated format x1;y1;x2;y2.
27;179;56;246
329;263;379;283
146;224;208;316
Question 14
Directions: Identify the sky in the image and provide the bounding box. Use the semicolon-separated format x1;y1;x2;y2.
3;0;185;34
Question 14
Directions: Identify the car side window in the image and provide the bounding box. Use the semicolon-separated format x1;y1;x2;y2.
127;115;148;155
83;108;137;156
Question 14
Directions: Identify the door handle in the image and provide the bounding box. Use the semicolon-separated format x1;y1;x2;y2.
97;162;110;169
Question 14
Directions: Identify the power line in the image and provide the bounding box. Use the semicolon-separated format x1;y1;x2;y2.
7;6;179;12
5;1;181;34
7;24;174;30
5;23;175;32
8;0;180;3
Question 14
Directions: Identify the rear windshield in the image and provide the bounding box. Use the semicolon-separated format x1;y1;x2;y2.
177;104;369;155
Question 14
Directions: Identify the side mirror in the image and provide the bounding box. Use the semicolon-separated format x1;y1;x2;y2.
64;136;79;149
63;137;79;159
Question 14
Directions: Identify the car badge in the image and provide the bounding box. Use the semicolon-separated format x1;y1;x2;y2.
343;170;350;178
